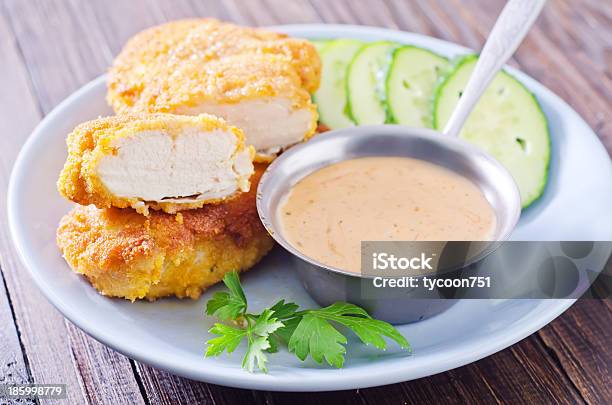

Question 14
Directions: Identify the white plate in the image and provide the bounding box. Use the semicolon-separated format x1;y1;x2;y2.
8;25;612;391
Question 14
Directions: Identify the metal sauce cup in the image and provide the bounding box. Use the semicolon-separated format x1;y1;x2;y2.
257;125;521;324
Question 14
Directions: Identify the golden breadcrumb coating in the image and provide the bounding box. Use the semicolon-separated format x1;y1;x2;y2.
57;165;275;301
57;113;254;215
107;19;321;160
108;19;320;107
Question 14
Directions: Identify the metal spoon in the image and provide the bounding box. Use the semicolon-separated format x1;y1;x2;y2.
443;0;546;138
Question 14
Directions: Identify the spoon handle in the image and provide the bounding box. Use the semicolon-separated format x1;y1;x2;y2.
443;0;546;138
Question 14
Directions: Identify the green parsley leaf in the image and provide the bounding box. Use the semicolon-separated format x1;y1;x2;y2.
204;273;411;373
205;323;247;357
205;291;231;315
205;272;247;320
253;309;285;354
268;299;299;319
241;309;283;372
224;271;247;304
287;302;410;367
288;313;347;368
242;336;272;372
266;333;280;353
308;302;410;351
206;309;283;372
251;309;283;337
273;315;302;344
310;302;371;318
262;300;300;351
268;300;302;353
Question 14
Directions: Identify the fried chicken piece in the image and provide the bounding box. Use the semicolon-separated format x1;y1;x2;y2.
57;113;254;215
56;165;275;301
107;19;321;161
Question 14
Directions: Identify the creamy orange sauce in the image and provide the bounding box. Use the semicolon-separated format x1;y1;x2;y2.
278;157;496;273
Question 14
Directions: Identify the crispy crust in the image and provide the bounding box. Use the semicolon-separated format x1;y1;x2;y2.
57;113;254;215
106;19;321;161
57;165;275;301
108;19;320;110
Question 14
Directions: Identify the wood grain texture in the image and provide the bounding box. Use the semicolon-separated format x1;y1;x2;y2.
0;3;88;404
67;323;146;405
0;10;35;403
0;276;33;405
0;0;609;404
538;298;612;404
222;0;320;25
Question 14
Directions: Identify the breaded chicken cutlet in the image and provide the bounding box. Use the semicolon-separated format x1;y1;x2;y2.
107;19;322;161
57;165;274;301
58;113;254;215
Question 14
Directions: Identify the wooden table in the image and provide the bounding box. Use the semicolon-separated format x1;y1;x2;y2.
0;0;610;403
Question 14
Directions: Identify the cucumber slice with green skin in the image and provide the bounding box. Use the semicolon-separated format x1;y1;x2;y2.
386;46;448;128
346;41;398;125
433;55;551;208
313;39;364;129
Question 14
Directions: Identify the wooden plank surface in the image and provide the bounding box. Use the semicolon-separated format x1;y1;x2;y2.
0;10;36;405
0;1;609;404
0;3;88;404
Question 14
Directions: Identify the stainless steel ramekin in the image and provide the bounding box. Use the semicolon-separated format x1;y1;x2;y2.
256;125;521;324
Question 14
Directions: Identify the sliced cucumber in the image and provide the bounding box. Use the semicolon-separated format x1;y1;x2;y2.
434;55;550;208
346;41;398;125
311;39;331;54
313;39;364;129
386;46;448;128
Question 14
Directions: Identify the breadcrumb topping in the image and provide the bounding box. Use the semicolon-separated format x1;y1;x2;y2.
107;19;321;113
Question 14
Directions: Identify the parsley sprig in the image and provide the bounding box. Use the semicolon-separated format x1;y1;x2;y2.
205;272;410;372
